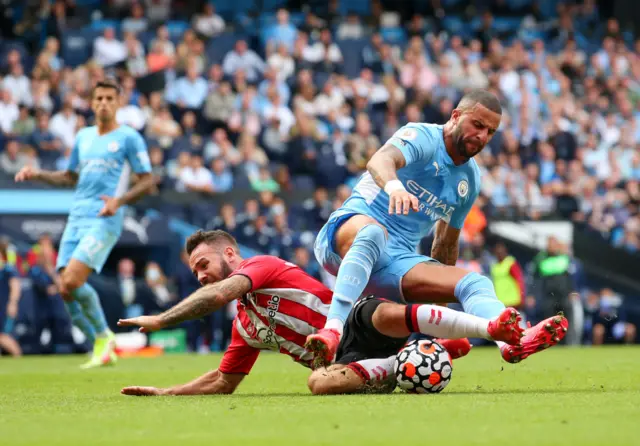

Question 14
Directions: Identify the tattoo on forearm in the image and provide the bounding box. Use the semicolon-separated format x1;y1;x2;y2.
118;174;157;206
158;275;250;327
367;144;406;189
431;240;459;266
36;171;78;187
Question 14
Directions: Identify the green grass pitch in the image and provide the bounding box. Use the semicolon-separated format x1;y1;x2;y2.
1;346;639;446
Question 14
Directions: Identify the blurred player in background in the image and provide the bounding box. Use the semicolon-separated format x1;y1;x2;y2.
0;238;22;357
117;230;523;396
14;79;155;368
309;89;568;367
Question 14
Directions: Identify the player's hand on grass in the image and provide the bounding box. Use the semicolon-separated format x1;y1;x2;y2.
14;165;39;182
388;190;420;215
98;195;120;217
121;386;167;396
117;315;164;333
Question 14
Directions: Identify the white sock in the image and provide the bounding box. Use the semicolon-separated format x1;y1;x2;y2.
347;355;396;383
408;304;491;340
325;318;344;335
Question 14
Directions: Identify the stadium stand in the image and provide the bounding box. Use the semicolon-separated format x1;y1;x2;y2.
0;0;638;355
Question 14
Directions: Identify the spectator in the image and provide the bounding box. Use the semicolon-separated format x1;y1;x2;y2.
3;63;31;106
192;3;225;39
222;39;265;83
165;61;208;110
149;25;175;57
266;9;299;52
11;105;36;137
0;89;19;134
144;262;173;308
0;241;22;357
302;28;343;73
210;158;233;193
93;27;127;67
267;44;295;82
122;2;148;34
203;81;236;127
49;100;78;150
0;140;30;175
490;243;526;309
177;154;213;194
251;166;280;193
589;289;637;345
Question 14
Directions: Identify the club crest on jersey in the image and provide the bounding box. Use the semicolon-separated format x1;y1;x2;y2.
458;180;469;198
398;128;417;141
108;141;120;152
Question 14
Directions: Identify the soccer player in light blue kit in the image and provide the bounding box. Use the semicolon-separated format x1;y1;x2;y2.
15;79;156;368
308;90;568;367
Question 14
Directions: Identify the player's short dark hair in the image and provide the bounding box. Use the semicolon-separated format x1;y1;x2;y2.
457;89;502;115
185;229;239;255
92;79;121;98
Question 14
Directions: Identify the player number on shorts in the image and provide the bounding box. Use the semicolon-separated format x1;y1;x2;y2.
80;236;104;260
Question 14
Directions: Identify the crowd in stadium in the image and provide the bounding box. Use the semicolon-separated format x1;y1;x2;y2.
0;0;638;353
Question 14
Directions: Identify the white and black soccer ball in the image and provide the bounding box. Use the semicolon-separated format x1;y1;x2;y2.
394;339;453;394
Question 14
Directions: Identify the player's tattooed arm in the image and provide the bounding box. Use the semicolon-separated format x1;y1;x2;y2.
431;220;461;266
116;172;158;207
157;275;252;328
366;143;407;189
368;144;420;215
36;170;79;187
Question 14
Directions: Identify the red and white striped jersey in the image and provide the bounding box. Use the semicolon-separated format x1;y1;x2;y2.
218;255;332;375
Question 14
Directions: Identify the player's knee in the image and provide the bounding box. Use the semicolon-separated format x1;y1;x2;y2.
357;223;388;245
59;270;85;295
455;271;496;298
307;371;336;395
371;303;405;338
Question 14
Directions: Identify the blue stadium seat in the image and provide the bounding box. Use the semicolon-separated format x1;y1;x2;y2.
90;19;120;33
206;33;245;65
166;21;190;39
61;30;96;67
338;0;370;16
380;27;407;47
292;175;315;191
336;38;368;79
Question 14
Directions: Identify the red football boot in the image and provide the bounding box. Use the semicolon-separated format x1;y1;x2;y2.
487;307;525;345
501;313;569;363
305;328;341;369
436;338;472;360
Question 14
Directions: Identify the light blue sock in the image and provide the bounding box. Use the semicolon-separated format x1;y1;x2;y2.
454;272;506;320
72;283;110;337
64;300;96;343
327;224;387;326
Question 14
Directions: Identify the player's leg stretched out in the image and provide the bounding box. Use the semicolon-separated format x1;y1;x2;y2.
58;256;116;369
307;296;525;394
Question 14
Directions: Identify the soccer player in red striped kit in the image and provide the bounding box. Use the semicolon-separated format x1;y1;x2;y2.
118;230;523;396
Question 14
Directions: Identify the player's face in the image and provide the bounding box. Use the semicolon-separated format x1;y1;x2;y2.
189;243;234;286
91;87;119;122
452;104;501;160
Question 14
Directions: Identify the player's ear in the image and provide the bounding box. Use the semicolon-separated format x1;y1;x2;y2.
451;108;461;124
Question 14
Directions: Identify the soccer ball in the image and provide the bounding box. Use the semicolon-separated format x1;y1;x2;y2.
394;339;453;394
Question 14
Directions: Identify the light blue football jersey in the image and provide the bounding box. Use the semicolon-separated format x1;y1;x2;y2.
67;125;152;234
334;123;481;251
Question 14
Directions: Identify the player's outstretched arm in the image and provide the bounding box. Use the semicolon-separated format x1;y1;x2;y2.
430;220;461;266
14;165;78;187
122;369;245;396
366;143;419;215
118;275;251;332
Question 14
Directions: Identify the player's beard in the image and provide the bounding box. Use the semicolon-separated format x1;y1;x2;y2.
219;258;234;280
453;122;482;160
